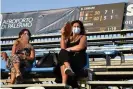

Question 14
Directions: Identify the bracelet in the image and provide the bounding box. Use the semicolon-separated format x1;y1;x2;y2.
67;49;71;52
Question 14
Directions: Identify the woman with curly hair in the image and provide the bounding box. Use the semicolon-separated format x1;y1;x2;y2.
55;20;87;88
9;28;35;84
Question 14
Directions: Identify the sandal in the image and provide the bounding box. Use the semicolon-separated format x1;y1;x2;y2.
64;67;75;76
16;76;23;84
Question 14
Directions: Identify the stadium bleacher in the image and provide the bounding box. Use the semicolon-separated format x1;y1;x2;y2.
1;29;133;89
1;2;133;89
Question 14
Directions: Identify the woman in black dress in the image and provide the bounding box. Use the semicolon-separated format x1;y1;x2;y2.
56;20;87;88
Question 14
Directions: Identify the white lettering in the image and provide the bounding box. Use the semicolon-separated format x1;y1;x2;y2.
1;17;33;29
125;20;133;25
126;4;133;16
84;23;93;26
83;6;95;10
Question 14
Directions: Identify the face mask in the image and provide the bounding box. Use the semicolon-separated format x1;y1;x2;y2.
25;34;29;40
72;27;81;34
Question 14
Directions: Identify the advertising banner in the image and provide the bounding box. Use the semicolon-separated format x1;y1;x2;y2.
1;12;38;36
1;2;131;37
1;7;80;36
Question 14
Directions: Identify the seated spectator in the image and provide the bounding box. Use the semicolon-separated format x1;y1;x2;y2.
55;20;87;88
1;52;9;68
8;29;35;84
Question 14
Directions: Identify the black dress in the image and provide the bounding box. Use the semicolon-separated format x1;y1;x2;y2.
54;36;87;88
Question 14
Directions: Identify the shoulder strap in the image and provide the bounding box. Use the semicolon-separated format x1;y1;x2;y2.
79;35;83;39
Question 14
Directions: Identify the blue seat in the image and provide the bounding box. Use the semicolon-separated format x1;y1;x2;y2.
1;56;54;73
27;53;89;74
88;49;124;66
76;53;89;78
25;67;54;72
84;53;89;69
104;50;118;55
26;58;54;73
1;52;89;75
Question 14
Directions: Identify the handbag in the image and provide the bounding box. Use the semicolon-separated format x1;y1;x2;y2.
36;51;58;68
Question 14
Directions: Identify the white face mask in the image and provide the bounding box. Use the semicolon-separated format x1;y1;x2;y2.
72;27;81;34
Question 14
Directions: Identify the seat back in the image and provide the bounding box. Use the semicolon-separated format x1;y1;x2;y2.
84;53;89;69
77;53;89;78
31;58;36;68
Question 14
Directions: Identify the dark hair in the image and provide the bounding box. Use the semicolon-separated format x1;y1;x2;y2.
18;28;31;39
71;20;85;35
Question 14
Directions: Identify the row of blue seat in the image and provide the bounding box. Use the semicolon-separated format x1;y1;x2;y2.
1;53;89;73
0;57;54;73
1;48;126;73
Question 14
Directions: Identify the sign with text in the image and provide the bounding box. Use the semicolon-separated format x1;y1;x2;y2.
79;3;125;32
1;8;79;36
123;3;133;29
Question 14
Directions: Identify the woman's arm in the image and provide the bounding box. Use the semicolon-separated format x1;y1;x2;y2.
60;26;68;49
11;44;17;56
26;47;35;61
11;39;20;56
60;35;68;49
67;35;87;51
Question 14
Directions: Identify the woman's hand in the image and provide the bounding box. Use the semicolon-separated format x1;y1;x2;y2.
61;22;71;39
60;26;65;36
66;48;71;52
60;25;67;41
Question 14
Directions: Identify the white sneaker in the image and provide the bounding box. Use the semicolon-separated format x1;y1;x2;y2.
64;67;75;76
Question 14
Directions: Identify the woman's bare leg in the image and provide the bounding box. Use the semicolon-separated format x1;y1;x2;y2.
64;62;74;76
13;63;21;77
10;72;16;84
64;62;70;68
60;65;68;84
